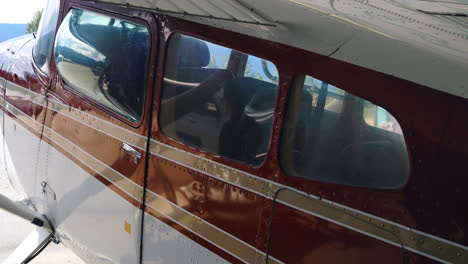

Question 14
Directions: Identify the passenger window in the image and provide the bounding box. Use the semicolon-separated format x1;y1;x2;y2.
54;9;149;123
280;75;409;189
33;0;60;75
159;34;279;165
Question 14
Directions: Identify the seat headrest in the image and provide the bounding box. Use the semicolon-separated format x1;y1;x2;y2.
173;34;210;68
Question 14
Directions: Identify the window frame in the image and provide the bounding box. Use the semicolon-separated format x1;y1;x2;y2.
55;3;153;127
156;31;282;169
31;0;62;80
279;74;411;190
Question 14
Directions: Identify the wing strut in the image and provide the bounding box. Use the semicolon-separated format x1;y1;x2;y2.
0;193;52;231
0;193;58;263
3;226;56;264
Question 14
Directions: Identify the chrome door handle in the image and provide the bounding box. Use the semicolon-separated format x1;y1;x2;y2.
122;143;141;164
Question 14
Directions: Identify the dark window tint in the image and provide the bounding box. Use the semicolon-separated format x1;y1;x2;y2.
160;34;279;165
280;75;409;189
33;0;60;75
54;9;149;123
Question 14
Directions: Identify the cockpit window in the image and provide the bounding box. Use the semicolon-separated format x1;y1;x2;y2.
280;75;410;189
33;0;60;75
159;34;279;165
54;8;149;123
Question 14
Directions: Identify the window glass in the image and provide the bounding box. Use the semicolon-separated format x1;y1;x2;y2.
244;56;279;84
54;9;149;123
33;0;60;75
280;75;409;189
160;34;279;165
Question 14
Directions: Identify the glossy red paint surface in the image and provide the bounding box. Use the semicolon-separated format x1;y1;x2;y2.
146;154;272;253
0;34;143;210
0;0;467;263
147;10;468;264
41;133;144;209
43;1;160;190
269;201;405;264
46;108;146;185
4;38;36;117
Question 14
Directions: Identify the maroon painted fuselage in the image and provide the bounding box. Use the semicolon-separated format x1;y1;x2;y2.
0;0;467;263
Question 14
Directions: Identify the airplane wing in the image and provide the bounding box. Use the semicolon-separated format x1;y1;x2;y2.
1;1;467;263
85;0;468;99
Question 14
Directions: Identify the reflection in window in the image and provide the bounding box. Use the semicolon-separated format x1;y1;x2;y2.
33;0;60;75
280;75;409;189
54;9;149;122
159;34;279;165
363;102;402;134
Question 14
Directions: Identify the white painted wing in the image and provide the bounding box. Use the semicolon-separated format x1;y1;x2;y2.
85;0;468;98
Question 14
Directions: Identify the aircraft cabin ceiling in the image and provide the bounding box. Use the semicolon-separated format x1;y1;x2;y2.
84;0;468;99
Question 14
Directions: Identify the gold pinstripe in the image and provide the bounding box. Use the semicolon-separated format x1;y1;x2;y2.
0;97;144;201
0;93;283;264
149;138;468;263
5;79;147;150
2;80;467;264
145;191;282;264
47;99;148;151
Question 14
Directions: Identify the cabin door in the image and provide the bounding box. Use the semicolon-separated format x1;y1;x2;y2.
39;4;158;263
141;29;283;263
